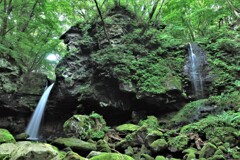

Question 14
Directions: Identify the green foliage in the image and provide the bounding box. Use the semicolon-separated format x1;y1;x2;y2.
181;111;240;134
169;99;208;125
168;134;189;151
138;116;159;130
116;124;140;133
63;113;107;140
92;28;184;95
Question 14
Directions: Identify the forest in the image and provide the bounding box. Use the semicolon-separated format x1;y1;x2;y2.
0;0;239;160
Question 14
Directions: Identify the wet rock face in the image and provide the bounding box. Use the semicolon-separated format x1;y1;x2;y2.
0;57;47;133
184;43;211;98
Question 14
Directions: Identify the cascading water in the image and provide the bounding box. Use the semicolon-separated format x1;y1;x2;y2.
25;83;54;140
188;43;205;99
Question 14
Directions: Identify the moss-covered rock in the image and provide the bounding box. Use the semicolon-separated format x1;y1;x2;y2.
0;143;17;159
150;139;168;152
89;153;134;160
169;99;208;125
168;134;188;152
63;113;107;140
0;128;15;144
14;132;28;141
116;124;140;133
53;138;97;152
138;116;159;130
0;141;60;160
96;140;111;152
63;151;87;160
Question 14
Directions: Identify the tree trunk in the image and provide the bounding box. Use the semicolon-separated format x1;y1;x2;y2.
140;0;161;35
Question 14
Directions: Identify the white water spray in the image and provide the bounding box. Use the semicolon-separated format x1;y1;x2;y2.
189;43;204;99
25;83;54;140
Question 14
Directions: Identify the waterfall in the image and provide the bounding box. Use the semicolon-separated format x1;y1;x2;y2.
189;43;204;99
25;83;54;140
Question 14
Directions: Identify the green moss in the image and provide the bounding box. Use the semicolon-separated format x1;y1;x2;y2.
183;148;197;160
91;28;184;96
90;153;134;160
170;99;208;125
139;116;159;130
63;113;107;140
63;151;86;160
0;129;15;144
150;139;168;152
116;124;140;133
155;156;167;160
53;138;97;151
168;134;188;151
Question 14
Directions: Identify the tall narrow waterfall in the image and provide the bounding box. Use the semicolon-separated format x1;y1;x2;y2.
26;83;54;140
188;43;205;99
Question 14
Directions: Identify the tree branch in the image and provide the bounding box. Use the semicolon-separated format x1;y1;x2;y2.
20;0;39;32
93;0;111;45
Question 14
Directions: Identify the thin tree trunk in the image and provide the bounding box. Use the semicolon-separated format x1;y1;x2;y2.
0;0;13;37
153;0;165;26
140;0;161;35
100;0;108;9
93;0;111;45
20;0;39;32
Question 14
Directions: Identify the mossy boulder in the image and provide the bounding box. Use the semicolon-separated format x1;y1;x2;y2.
63;151;87;160
53;137;97;152
63;113;107;140
150;139;168;152
168;134;189;152
116;126;149;149
89;153;134;160
14;132;28;141
182;148;197;160
116;116;162;150
138;116;159;129
116;124;140;133
0;141;60;160
0;143;17;159
0;128;15;144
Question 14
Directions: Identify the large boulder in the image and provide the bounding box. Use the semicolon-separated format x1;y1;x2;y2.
0;141;60;160
51;6;186;122
63;113;107;140
53;137;97;152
